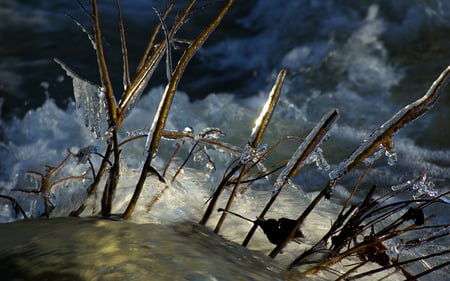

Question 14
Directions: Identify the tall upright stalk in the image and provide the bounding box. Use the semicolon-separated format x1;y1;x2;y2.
91;0;121;216
212;69;286;232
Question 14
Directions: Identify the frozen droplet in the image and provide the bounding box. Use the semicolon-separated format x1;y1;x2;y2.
391;179;413;191
240;144;252;164
411;174;438;199
391;173;439;200
206;161;215;171
40;81;50;91
193;146;216;171
385;240;402;259
183;126;194;134
306;147;330;171
193;150;206;163
240;144;267;164
385;148;397;166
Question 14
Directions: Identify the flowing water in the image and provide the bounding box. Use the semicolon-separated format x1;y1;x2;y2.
0;1;449;280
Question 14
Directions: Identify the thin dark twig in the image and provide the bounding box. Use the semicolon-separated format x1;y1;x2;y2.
115;0;131;89
0;194;28;219
75;0;93;19
153;6;173;81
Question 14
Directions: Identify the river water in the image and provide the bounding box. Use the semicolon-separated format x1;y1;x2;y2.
0;1;449;280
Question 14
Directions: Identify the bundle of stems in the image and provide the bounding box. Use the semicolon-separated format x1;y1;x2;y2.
4;1;449;280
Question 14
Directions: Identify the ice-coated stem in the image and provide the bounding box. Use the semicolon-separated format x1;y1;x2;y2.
329;65;450;180
213;69;286;232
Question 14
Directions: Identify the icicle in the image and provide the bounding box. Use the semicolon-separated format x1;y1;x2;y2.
330;141;395;179
385;147;397;166
25;172;41;190
193;148;207;163
391;178;414;192
272;178;292;196
54;59;105;138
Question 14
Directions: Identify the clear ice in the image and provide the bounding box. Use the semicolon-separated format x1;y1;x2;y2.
73;145;99;164
306;147;330;171
239;144;268;165
390;173;449;202
54;59;105;138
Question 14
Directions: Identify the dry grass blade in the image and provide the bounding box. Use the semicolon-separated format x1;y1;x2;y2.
115;0;131;89
266;109;339;255
90;0;122;216
153;6;173;81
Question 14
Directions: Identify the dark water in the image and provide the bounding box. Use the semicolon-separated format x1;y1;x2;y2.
1;1;450;150
0;0;256;119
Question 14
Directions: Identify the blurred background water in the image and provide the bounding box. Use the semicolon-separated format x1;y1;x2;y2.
0;1;449;280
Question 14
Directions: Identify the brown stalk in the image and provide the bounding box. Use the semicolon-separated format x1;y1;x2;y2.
91;0;121;216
